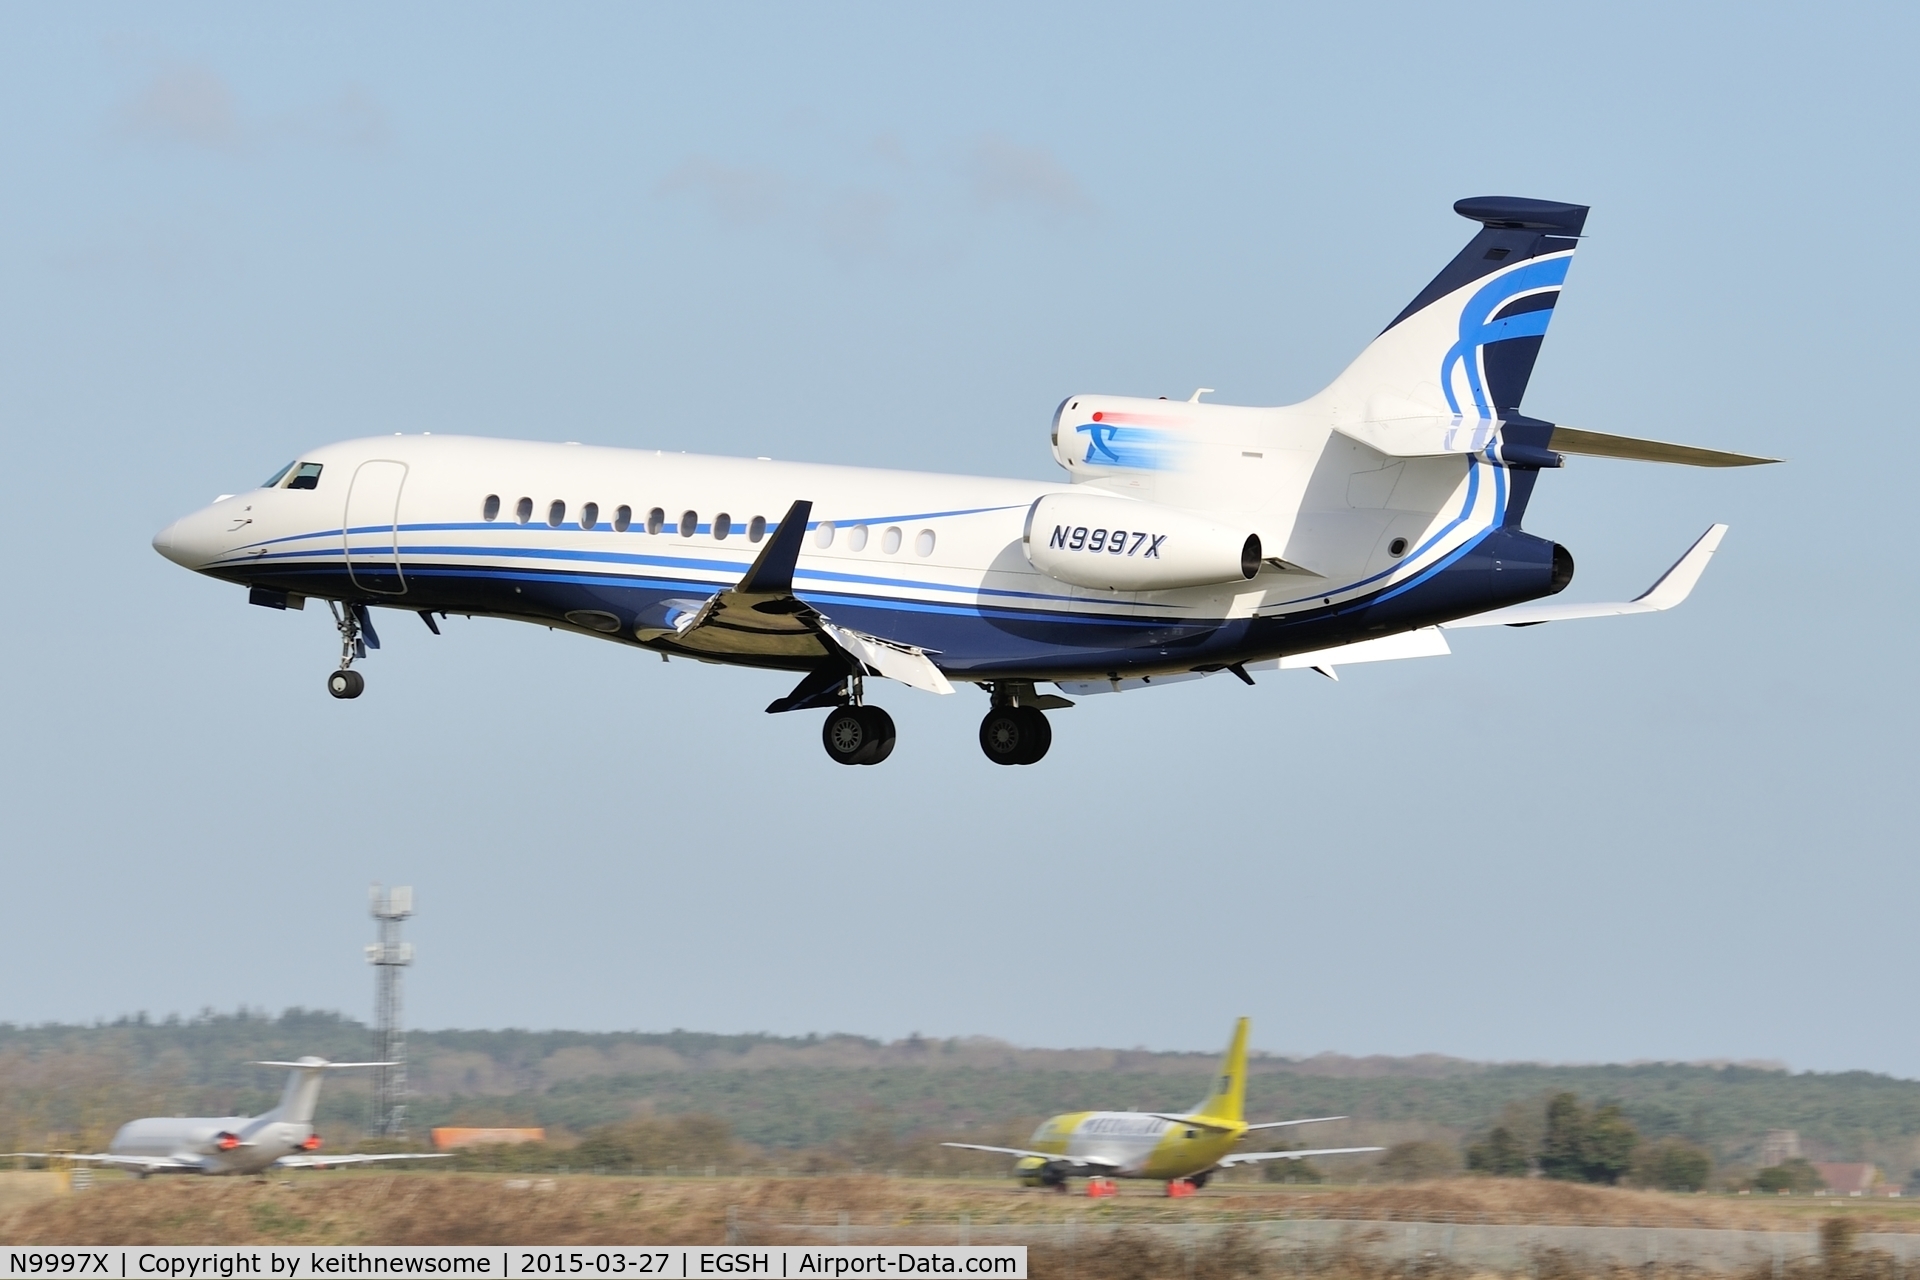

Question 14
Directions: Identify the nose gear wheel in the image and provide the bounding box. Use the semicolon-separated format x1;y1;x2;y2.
325;600;375;699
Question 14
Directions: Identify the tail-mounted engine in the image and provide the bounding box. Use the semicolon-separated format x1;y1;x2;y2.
1024;492;1260;592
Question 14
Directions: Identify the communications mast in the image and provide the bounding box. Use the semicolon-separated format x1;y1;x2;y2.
366;884;414;1138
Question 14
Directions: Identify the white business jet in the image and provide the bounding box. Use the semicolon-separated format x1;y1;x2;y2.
6;1057;449;1176
154;197;1773;766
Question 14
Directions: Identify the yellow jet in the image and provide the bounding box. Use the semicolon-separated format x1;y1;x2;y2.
943;1018;1380;1192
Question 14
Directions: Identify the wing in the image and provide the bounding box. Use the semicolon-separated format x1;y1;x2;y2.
938;1142;1119;1169
1267;629;1449;681
1059;630;1449;694
1242;1115;1348;1132
272;1153;452;1169
637;499;953;696
1443;524;1726;629
1216;1146;1384;1168
0;1152;201;1171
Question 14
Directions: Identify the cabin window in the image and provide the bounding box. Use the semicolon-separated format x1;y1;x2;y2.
515;497;534;524
748;515;767;543
547;500;566;528
882;526;902;554
848;524;869;552
713;513;732;540
261;461;296;488
286;463;324;490
680;510;699;538
580;502;599;530
482;495;501;521
613;504;632;532
646;507;665;535
915;529;935;557
815;522;835;548
1388;537;1409;557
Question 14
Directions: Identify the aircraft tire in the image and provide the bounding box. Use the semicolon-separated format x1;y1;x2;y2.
979;706;1049;765
327;669;365;699
822;706;875;766
1015;707;1051;764
856;706;896;765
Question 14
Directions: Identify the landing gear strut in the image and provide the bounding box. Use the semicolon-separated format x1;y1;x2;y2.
326;601;372;699
820;674;896;765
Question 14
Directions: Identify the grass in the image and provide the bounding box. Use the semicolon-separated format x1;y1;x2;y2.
5;1174;1918;1247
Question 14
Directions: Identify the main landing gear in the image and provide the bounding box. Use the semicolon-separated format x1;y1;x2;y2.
325;601;376;700
820;676;896;766
978;683;1055;766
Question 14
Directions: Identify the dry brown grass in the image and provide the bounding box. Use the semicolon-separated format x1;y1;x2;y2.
1259;1178;1783;1228
0;1173;1906;1249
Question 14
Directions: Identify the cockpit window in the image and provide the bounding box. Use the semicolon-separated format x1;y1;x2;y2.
261;462;296;489
286;463;324;490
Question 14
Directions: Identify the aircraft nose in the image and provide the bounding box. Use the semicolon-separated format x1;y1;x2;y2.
152;503;234;571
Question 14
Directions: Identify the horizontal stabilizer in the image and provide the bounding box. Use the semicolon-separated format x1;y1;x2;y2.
1243;1115;1347;1132
1216;1146;1384;1168
254;1061;395;1070
1444;524;1726;628
1336;419;1777;467
1549;427;1778;467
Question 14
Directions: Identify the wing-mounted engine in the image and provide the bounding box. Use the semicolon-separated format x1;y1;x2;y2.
1023;492;1260;591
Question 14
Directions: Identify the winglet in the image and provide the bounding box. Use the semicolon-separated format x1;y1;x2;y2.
1632;523;1728;610
735;500;813;595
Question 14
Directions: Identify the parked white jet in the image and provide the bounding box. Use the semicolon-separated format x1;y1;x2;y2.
6;1058;449;1176
154;196;1773;766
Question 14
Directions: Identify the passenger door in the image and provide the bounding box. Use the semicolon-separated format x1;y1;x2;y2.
344;460;409;595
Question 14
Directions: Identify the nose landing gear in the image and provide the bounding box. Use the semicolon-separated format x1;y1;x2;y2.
325;601;377;699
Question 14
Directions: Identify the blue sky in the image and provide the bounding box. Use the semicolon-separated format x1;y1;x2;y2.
2;2;1916;1073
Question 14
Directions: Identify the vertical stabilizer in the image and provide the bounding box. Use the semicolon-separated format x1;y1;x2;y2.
1192;1018;1251;1123
252;1058;390;1126
262;1058;331;1125
1318;197;1589;422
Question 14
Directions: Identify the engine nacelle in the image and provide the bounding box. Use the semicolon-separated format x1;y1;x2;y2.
1023;492;1261;591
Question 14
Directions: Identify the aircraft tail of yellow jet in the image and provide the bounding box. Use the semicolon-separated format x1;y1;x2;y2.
1190;1017;1250;1124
